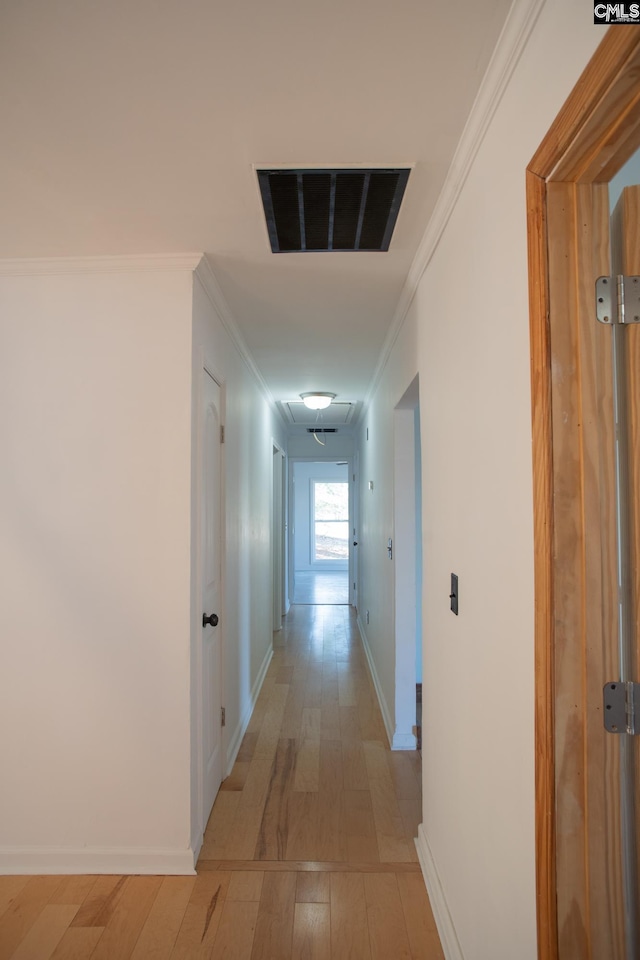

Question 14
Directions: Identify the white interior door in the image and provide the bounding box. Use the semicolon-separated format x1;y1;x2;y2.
202;370;223;824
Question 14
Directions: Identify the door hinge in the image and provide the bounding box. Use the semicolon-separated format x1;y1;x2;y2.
221;707;226;727
604;682;640;735
220;425;225;443
596;275;640;324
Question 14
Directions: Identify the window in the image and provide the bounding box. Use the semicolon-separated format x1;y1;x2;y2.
313;481;349;561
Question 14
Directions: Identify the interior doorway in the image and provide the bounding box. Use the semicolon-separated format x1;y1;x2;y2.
528;30;640;960
393;376;423;751
272;443;286;632
289;460;351;605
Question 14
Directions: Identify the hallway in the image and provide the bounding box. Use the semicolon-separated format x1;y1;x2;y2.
0;606;442;959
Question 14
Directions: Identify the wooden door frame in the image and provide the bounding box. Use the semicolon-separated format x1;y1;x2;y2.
528;27;640;960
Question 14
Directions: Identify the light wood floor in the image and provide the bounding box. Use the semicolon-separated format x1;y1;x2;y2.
0;605;443;959
292;571;349;605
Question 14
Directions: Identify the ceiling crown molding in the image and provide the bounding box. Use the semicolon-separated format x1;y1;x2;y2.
194;255;276;409
363;0;546;412
0;253;203;277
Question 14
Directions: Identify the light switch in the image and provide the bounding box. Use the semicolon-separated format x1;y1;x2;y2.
450;574;459;615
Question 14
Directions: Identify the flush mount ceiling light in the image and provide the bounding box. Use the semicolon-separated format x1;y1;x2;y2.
300;392;336;410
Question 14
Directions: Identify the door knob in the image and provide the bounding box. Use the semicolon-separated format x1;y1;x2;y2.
202;613;219;628
353;541;358;546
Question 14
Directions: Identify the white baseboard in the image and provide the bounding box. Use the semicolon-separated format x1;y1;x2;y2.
415;824;465;960
392;731;417;750
225;642;273;776
0;846;196;876
356;615;394;747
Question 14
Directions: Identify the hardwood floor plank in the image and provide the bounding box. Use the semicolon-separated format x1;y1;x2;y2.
291;903;330;960
362;740;392;782
342;740;370;792
169;873;230;960
253;685;290;761
369;777;413;863
210;901;259;960
293;739;320;792
201;792;241;859
295;874;330;904
236;731;259;763
249;872;296;960
388;753;421;801
0;876;64;960
397;797;421;859
345;790;380;863
10;904;78;960
129;877;195;960
285;792;319;861
329;873;371;960
0;877;29;921
396;873;445;960
339;706;361;742
300;708;322;741
49;926;105;960
88;876;162;960
237;759;276;810
254;739;296;860
338;670;357;707
224;805;265;861
221;761;251;792
276;666;296;685
227;872;264;903
49;878;97;907
364;873;412;960
71;877;126;928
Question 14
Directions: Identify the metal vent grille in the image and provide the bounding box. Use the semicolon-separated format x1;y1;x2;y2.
307;428;337;434
258;169;410;253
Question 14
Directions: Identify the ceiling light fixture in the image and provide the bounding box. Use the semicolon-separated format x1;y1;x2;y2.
300;392;336;410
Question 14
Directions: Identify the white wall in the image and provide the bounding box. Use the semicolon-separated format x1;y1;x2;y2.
190;265;287;855
292;461;349;572
0;257;287;875
0;265;195;873
287;431;354;460
356;2;604;957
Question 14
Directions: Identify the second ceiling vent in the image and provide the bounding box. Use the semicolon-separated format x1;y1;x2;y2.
258;168;410;253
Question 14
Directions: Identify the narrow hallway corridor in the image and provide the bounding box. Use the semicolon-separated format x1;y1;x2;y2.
195;604;442;958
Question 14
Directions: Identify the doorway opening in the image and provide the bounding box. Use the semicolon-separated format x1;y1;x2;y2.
272;442;286;632
528;29;640;959
393;375;423;751
290;460;351;605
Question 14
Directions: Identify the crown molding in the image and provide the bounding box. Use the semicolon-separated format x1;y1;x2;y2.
0;253;203;277
194;255;277;410
363;0;546;411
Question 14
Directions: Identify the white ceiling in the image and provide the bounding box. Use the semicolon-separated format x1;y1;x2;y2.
0;0;512;421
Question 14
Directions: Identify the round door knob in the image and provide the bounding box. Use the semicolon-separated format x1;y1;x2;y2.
202;613;219;628
353;541;358;546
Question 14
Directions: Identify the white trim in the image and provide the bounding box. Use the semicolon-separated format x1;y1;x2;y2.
0;253;202;277
194;256;277;411
224;643;274;777
392;731;417;750
415;825;465;960
357;614;393;747
0;846;197;876
364;0;546;411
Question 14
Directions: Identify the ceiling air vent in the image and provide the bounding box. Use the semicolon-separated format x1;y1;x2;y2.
258;168;410;253
307;428;337;434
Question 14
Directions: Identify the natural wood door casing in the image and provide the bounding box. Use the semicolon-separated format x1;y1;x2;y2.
611;185;640;913
528;25;640;960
